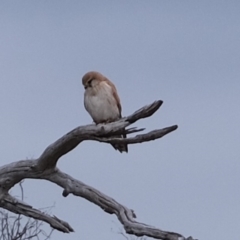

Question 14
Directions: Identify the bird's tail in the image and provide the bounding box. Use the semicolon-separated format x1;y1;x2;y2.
111;134;128;153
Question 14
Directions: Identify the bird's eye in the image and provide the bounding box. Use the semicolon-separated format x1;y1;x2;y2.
88;79;93;87
84;78;94;89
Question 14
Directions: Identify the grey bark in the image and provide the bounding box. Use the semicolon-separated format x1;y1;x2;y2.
0;100;196;240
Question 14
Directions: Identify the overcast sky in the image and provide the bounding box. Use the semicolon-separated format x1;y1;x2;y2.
0;1;240;240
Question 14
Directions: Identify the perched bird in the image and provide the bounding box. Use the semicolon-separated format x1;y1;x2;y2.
82;71;128;153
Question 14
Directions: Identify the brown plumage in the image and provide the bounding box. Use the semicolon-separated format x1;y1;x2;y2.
82;71;128;153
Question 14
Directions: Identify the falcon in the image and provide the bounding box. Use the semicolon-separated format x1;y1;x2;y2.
82;71;128;153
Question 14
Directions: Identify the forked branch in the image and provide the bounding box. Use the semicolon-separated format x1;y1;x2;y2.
0;100;196;240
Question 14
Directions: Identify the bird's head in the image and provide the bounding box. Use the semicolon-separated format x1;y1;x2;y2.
82;71;104;90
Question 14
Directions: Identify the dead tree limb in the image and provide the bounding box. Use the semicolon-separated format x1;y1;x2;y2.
0;181;54;240
0;100;196;240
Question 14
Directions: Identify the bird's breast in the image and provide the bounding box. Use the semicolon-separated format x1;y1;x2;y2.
84;84;120;123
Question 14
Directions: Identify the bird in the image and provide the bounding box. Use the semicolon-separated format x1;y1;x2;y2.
82;71;128;153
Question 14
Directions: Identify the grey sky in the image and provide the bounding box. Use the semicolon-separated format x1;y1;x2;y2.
0;1;240;239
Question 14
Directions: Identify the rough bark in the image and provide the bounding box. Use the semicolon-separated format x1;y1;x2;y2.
0;100;196;240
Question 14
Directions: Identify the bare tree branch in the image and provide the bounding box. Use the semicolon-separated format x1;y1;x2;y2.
0;194;72;233
0;182;54;240
0;100;196;240
91;126;178;144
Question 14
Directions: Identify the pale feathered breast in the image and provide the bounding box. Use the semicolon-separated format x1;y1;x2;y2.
84;81;120;123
